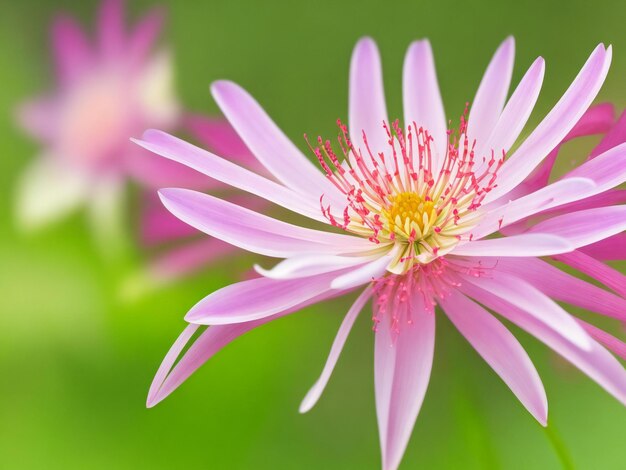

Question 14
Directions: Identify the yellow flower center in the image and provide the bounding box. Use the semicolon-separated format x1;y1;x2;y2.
383;192;437;239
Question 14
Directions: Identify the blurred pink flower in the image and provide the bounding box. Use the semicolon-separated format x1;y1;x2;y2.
16;0;180;236
137;37;626;470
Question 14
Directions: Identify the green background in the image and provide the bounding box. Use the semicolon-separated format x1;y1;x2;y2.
1;0;625;468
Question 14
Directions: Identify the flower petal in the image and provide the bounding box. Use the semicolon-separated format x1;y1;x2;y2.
375;294;435;470
579;233;626;261
211;80;343;204
185;268;356;325
299;286;372;413
158;188;374;258
485;44;611;203
51;15;91;85
452;233;574;257
98;0;125;57
553;250;626;298
403;40;447;166
461;271;591;350
349;38;389;160
255;254;378;280
468;37;515;152
440;290;547;425
462;282;626;407
134;130;325;221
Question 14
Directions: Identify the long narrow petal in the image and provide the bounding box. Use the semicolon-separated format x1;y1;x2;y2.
528;205;626;248
185;268;359;325
589;108;626;158
375;294;435;470
461;282;626;407
51;15;91;85
402;40;447;166
133;130;325;221
578;320;626;361
460;272;591;349
255;254;379;280
472;177;596;239
300;287;372;413
490;257;626;322
439;291;547;425
158;188;374;258
349;38;389;161
127;8;164;64
330;255;392;290
579;233;626;261
98;0;124;57
147;290;345;407
452;233;574;257
553;251;626;298
211;81;343;204
480;57;545;157
485;44;611;203
468;37;515;150
565;142;626;190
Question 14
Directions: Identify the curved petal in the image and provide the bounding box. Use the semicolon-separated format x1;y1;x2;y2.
51;15;92;85
565;142;626;190
461;282;626;407
185;268;356;325
300;286;372;413
330;255;392;290
579;233;626;261
147;290;347;407
452;233;574;257
554;251;626;298
528;205;626;248
133;131;324;221
375;294;435;470
468;37;515;151
98;0;124;57
461;272;591;350
480;57;545;157
578;320;626;361
211;81;343;204
485;44;611;203
349;37;390;168
158;188;374;258
589;108;626;159
255;254;378;280
440;290;547;425
402;40;447;166
127;7;164;64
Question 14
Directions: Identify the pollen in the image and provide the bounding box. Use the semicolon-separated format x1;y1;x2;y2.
383;192;436;238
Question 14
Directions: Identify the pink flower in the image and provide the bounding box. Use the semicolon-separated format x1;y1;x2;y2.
136;37;626;470
16;0;179;237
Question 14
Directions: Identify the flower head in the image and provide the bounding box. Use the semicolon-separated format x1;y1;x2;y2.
137;37;626;470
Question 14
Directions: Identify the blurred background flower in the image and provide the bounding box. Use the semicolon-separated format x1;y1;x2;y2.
0;0;625;469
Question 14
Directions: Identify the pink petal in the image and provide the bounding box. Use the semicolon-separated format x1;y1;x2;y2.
183;114;258;169
147;290;347;407
158;188;374;258
461;271;591;349
349;38;389;163
461;282;626;407
402;40;447;166
98;0;125;58
330;256;392;290
211;81;343;204
578;320;626;361
300;286;372;413
127;7;164;64
492;257;626;322
255;254;378;280
565;142;626;191
468;37;515;152
485;44;611;203
375;294;435;470
480;57;545;158
473;177;596;239
552;251;626;298
134;131;325;221
185;268;358;325
51;15;92;85
17;98;58;141
579;233;626;261
440;290;547;425
528;205;626;248
590;108;626;159
452;233;574;257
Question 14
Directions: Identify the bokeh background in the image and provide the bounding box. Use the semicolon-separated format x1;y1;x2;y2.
1;0;625;468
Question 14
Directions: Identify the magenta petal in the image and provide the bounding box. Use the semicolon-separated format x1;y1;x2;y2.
402;40;447;165
300;286;372;413
440;291;548;425
375;295;435;470
579;233;626;261
349;38;389;162
462;282;626;407
51;15;92;85
158;188;374;258
468;37;515;152
553;251;626;298
98;0;125;57
453;233;574;257
127;7;164;64
578;320;626;361
590;108;626;159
